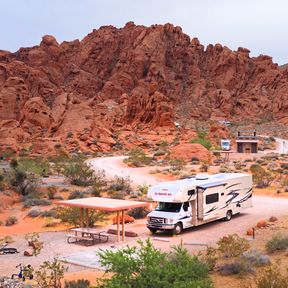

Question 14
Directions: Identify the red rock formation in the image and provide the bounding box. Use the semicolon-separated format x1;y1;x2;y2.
1;22;288;154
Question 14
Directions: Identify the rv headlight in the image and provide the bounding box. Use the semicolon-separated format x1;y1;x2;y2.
166;218;174;224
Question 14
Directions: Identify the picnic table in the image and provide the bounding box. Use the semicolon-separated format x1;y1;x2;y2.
67;227;109;246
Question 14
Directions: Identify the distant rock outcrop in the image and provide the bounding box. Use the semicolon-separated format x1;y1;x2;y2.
1;23;288;154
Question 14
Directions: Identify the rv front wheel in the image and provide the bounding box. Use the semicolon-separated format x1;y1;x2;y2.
225;210;232;221
148;228;157;234
173;223;183;235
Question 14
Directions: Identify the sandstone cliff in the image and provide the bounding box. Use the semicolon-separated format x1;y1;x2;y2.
0;22;287;154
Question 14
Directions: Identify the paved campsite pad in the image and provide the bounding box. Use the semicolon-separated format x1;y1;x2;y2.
61;246;121;269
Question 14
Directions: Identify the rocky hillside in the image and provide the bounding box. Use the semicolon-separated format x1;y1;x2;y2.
1;22;288;154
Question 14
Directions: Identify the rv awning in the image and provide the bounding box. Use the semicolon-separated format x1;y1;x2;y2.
197;181;226;189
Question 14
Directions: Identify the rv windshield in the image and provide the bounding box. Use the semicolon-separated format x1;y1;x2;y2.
156;202;182;213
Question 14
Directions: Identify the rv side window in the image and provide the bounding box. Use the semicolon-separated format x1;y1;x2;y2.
187;189;195;196
206;193;219;204
183;202;189;211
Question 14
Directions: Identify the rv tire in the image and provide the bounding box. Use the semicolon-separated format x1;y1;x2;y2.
148;228;157;234
173;223;183;235
225;210;232;221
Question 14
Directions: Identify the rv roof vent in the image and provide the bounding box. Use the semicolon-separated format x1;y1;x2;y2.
196;173;209;180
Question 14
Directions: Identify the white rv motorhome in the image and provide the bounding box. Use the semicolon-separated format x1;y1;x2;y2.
146;173;252;235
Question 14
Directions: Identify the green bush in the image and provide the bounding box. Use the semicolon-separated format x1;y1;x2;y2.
217;234;250;257
41;209;57;218
97;239;213;288
24;198;52;208
63;159;96;186
5;216;18;226
17;157;50;175
169;158;186;170
265;234;288;253
65;279;90;288
256;265;288;288
199;246;218;271
190;131;212;150
109;176;132;194
124;148;152;167
36;257;68;288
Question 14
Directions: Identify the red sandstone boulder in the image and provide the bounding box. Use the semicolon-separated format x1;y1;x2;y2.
112;215;135;224
169;143;210;162
256;220;267;228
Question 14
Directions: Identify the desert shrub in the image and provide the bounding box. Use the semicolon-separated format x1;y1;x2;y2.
97;239;212;288
256;264;288;288
199;246;218;271
217;234;250;257
250;164;273;188
109;176;132;194
8;168;38;196
68;190;87;200
127;207;149;219
91;169;107;197
18;157;50;175
169;158;186;170
41;209;57;218
124;148;152;167
63;159;96;186
242;249;270;266
24;198;52;208
0;220;3;226
265;234;288;253
0;235;13;244
55;207;105;227
25;232;43;256
65;279;90;288
219;165;234;173
137;183;150;195
47;186;57;200
5;216;18;226
43;218;59;227
219;259;254;276
27;208;42;218
36;257;68;288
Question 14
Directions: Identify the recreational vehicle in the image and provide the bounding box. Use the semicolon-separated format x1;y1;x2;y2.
221;139;231;151
146;173;252;235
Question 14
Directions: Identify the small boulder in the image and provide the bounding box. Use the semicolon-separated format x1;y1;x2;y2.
24;249;34;257
246;228;254;236
256;220;267;228
269;216;278;222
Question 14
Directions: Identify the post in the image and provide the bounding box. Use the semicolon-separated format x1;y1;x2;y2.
121;210;125;242
85;209;89;228
80;208;84;228
116;211;120;242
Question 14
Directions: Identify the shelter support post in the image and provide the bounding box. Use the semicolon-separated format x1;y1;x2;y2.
80;208;84;227
121;210;125;241
85;208;89;227
117;211;120;242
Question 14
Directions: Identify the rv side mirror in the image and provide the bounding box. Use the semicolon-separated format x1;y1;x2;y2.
188;189;195;196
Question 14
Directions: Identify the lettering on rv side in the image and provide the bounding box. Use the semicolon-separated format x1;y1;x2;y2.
155;192;172;196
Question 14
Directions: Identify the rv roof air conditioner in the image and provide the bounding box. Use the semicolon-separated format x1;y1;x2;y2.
196;173;209;180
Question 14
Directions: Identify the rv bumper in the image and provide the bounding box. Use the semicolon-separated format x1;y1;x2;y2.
147;223;174;230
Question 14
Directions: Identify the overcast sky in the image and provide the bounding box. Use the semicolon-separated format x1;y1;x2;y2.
0;0;287;64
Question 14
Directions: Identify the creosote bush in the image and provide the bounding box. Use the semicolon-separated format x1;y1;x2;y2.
24;198;52;208
250;164;273;188
217;234;250;257
242;249;270;266
256;264;288;288
219;259;254;276
36;257;68;288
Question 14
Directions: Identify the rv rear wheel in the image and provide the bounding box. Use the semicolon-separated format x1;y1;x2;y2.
225;210;232;221
148;228;157;234
173;223;183;235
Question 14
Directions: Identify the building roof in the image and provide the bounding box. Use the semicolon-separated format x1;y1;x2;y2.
56;197;148;211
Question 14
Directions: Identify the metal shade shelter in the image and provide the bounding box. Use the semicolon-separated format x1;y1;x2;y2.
56;197;148;242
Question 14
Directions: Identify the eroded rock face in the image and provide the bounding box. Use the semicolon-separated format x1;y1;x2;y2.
1;23;288;154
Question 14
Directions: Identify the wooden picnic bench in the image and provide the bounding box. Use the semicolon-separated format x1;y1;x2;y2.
67;228;110;245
